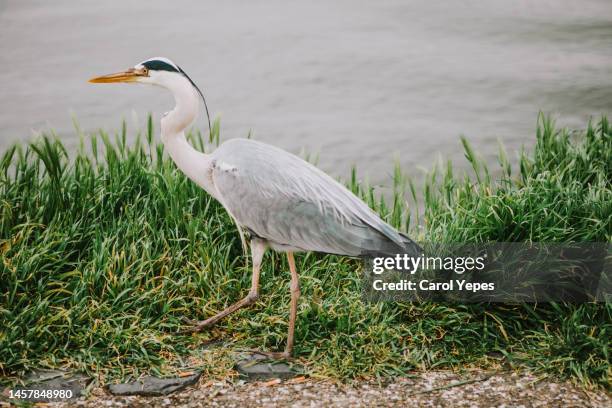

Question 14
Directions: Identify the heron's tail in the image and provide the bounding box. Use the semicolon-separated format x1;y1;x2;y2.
398;232;424;258
360;232;423;259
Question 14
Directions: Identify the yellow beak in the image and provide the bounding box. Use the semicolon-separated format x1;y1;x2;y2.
89;68;143;83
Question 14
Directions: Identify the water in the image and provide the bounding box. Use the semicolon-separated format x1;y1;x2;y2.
1;0;611;186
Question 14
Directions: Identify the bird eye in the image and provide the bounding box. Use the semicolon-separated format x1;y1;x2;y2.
142;67;149;76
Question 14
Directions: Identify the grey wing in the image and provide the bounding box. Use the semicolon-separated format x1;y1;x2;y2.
210;139;411;257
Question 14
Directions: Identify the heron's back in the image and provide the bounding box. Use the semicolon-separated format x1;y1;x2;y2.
210;138;418;257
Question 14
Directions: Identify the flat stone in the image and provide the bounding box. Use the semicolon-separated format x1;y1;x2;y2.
234;352;303;381
6;369;91;402
107;372;201;396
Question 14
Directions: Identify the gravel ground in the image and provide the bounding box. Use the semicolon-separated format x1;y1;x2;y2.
9;371;610;408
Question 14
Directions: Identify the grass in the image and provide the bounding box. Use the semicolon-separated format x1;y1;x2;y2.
0;114;610;389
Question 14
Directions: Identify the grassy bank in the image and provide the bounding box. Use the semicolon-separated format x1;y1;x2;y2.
0;116;610;388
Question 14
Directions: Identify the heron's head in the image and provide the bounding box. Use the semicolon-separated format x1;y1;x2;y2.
89;57;212;136
89;57;194;88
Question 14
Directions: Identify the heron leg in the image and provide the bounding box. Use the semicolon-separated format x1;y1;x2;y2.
285;251;300;356
242;252;300;360
187;238;266;332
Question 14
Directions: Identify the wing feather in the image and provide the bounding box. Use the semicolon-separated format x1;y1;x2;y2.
210;139;407;256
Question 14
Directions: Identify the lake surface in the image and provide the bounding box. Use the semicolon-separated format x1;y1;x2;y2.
1;0;611;186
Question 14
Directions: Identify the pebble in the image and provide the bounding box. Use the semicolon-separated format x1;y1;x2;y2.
41;370;610;407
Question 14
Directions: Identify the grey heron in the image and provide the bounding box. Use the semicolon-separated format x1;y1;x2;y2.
90;57;420;358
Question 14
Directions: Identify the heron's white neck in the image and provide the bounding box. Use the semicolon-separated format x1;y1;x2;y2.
159;73;216;196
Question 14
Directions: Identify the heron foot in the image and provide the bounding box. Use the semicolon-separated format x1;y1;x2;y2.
243;349;292;360
180;292;260;334
179;316;218;334
180;316;198;325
